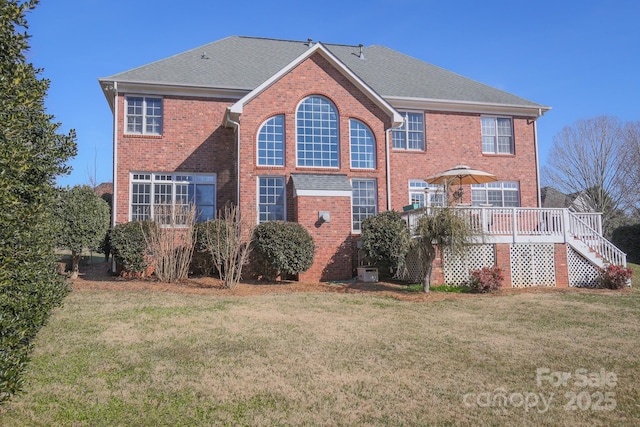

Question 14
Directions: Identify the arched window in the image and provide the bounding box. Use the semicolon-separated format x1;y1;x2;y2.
296;96;339;167
349;119;375;169
257;115;284;166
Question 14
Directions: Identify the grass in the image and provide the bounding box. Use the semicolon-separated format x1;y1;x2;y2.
1;285;639;425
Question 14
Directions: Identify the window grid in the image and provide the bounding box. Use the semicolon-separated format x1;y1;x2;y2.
130;173;216;223
482;117;513;154
408;179;445;207
258;177;286;223
296;96;339;168
471;181;520;207
352;179;377;232
257;115;285;166
392;112;425;150
350;119;376;169
126;96;163;135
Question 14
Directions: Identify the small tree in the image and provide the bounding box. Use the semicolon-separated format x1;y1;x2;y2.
414;207;478;292
144;205;196;283
251;221;315;281
198;205;253;289
55;185;110;279
360;211;410;276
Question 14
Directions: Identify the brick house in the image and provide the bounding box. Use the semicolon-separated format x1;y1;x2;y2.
99;36;624;286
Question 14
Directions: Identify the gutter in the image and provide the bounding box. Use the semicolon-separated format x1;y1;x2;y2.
225;112;241;212
533;108;542;207
111;81;118;273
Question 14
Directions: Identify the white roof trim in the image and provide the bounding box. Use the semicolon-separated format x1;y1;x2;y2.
386;96;551;118
228;43;403;126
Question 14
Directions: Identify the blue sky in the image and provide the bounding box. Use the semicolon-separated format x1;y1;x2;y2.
26;0;639;187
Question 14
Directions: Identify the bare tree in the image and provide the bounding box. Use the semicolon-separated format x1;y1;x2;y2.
622;120;640;219
203;205;253;289
543;116;639;236
144;205;196;282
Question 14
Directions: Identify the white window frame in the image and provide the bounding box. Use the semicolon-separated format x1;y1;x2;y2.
129;172;216;224
257;115;285;166
349;119;376;169
392;111;425;150
125;96;163;135
408;179;445;207
257;176;286;223
481;116;513;154
351;179;378;233
296;95;340;168
471;181;520;207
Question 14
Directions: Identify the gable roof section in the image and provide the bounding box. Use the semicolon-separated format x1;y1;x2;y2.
227;42;403;126
100;36;550;116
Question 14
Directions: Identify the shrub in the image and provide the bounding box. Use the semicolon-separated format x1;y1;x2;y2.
110;221;152;274
596;264;633;290
610;223;640;264
251;221;315;281
467;266;504;293
193;219;229;276
360;211;410;276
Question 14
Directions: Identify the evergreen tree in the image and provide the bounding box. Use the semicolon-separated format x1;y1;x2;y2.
0;0;77;404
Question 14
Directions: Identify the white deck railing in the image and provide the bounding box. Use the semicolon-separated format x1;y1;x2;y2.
401;207;626;267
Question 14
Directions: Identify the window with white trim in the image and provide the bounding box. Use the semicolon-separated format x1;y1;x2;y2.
351;179;377;232
350;119;376;169
126;96;163;135
392;112;424;150
471;181;520;207
481;116;513;154
130;173;216;224
257;115;285;166
258;176;286;223
296;96;339;167
408;179;445;207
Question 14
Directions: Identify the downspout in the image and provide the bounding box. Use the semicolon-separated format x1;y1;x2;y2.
111;81;118;273
112;81;118;226
226;113;241;212
533;108;542;207
385;128;392;210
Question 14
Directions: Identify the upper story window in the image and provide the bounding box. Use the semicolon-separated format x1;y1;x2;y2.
350;119;376;169
482;116;513;154
392;112;424;150
296;96;339;168
130;173;216;224
126;96;162;135
258;176;286;223
471;181;520;207
408;179;445;207
257;115;285;166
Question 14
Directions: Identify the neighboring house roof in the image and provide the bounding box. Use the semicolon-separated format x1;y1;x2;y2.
291;173;352;197
99;36;550;115
541;186;597;212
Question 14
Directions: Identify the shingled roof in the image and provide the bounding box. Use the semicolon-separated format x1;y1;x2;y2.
100;36;548;111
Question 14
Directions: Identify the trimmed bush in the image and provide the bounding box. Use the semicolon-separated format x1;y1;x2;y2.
467;266;504;293
110;221;152;275
251;221;315;280
360;211;410;276
610;223;640;264
596;264;633;290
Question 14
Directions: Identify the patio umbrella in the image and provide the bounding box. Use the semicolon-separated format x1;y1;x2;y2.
425;164;497;200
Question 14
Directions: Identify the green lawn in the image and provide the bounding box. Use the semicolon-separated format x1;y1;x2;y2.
1;278;639;425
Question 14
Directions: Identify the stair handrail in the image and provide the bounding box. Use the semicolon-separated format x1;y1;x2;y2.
567;210;627;267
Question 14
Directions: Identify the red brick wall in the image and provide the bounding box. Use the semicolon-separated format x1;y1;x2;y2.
554;243;569;288
114;94;237;224
294;195;355;282
389;112;539;209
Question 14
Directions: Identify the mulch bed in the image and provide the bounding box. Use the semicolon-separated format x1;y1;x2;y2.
70;261;631;302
